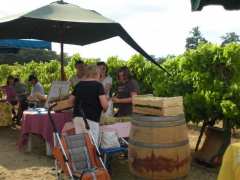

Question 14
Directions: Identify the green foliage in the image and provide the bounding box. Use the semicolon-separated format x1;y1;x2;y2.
153;43;240;128
65;53;82;79
1;45;240;128
127;54;159;94
0;60;60;92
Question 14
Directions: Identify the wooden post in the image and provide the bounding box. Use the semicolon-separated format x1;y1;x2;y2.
60;42;64;80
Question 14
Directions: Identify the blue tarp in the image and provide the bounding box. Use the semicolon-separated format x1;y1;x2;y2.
0;39;51;50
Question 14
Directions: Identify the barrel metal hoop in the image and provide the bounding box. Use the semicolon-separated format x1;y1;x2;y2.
131;119;186;128
132;114;185;122
133;174;187;180
128;139;189;149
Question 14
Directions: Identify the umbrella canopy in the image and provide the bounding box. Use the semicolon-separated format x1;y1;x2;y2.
0;39;51;50
0;1;168;79
191;0;240;11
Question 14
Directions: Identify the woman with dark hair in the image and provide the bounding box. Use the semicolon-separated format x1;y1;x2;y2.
97;61;112;98
1;75;17;105
112;66;139;117
0;76;18;124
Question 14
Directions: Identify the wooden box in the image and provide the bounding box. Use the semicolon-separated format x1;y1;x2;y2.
132;95;184;116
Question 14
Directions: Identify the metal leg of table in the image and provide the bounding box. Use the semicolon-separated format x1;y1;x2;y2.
103;153;107;165
26;134;32;152
46;141;52;156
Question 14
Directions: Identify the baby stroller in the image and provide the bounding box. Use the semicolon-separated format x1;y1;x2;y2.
48;103;111;180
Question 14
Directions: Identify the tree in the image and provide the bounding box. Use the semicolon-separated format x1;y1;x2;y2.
185;26;207;50
153;43;240;128
221;32;240;46
0;49;59;64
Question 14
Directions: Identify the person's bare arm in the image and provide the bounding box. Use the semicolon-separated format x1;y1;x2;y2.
68;95;75;107
99;94;109;112
112;92;137;104
104;83;112;94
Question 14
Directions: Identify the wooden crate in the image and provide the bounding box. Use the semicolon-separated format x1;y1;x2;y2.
132;95;184;116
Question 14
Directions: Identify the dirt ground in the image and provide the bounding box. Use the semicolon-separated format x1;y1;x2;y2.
0;124;236;180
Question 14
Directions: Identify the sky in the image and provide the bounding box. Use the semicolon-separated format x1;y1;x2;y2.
0;0;240;61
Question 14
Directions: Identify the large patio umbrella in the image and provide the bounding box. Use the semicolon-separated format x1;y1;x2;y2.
191;0;240;11
0;1;168;79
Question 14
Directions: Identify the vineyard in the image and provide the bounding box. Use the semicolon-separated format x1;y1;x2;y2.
1;43;240;127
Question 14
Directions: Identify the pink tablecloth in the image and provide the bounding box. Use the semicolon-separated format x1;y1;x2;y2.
18;110;72;149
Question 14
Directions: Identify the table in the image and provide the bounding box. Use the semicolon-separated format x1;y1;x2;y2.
218;143;240;180
18;109;72;153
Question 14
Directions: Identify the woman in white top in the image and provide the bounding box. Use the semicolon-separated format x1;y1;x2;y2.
97;62;112;98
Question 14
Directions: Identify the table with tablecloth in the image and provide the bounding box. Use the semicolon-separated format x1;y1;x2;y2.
18;109;72;150
218;143;240;180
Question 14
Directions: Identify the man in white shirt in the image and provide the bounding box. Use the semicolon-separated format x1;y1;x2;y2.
28;74;46;106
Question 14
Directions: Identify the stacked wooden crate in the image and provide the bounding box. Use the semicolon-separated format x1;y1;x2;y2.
132;95;184;116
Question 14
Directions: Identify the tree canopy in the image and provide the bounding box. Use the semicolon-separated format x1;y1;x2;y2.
221;32;240;46
0;49;59;64
185;26;207;50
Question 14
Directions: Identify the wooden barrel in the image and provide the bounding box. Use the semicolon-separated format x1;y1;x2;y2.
128;115;191;180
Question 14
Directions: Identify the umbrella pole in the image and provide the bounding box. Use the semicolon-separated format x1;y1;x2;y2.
60;42;64;80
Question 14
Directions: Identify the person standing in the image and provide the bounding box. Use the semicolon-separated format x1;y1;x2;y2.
97;61;113;116
69;60;85;87
69;64;108;122
68;65;108;143
112;67;139;117
97;61;112;98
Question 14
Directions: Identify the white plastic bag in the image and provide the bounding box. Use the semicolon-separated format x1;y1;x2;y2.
102;100;113;117
73;117;100;144
100;130;120;149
